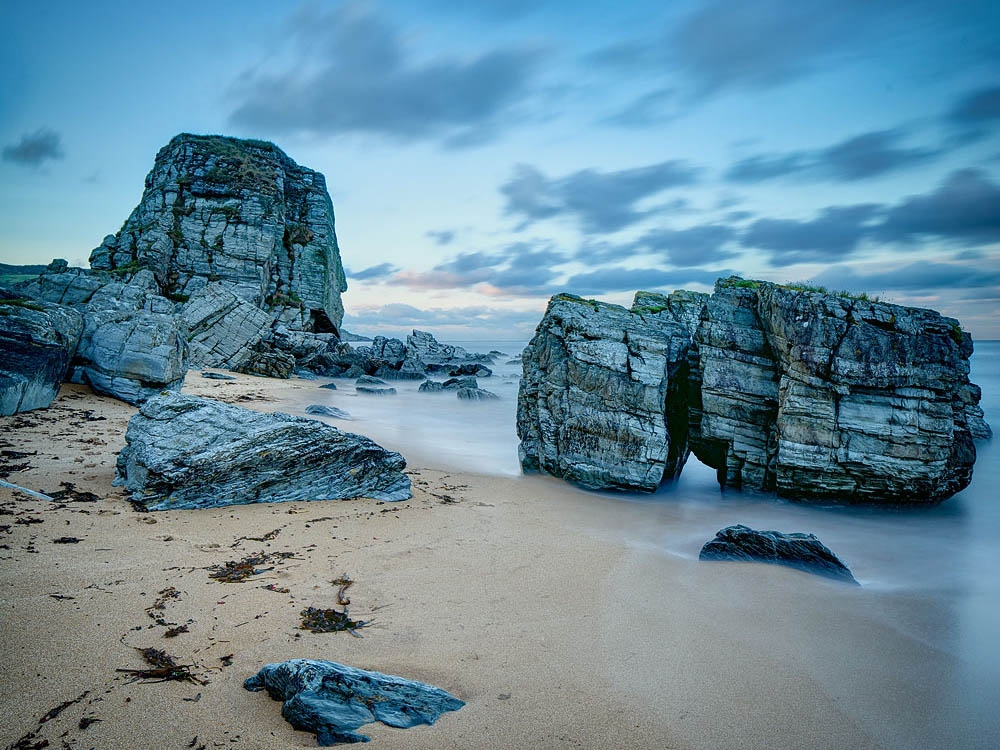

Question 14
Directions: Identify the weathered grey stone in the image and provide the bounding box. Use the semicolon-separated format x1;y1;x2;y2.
244;659;464;745
115;392;410;510
418;379;445;393
689;278;987;504
631;289;709;337
457;387;499;401
71;272;187;404
318;381;337;390
305;404;351;419
517;293;694;492
356;385;396;396
89;133;347;334
180;283;270;370
0;289;83;415
201;371;236;380
356;375;386;385
17;263;104;306
700;524;858;584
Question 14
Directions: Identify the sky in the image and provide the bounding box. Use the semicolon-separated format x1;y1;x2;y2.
1;0;998;341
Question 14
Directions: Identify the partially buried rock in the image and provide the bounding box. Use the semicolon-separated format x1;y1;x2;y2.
305;404;351;420
356;385;396;396
201;371;236;381
115;392;410;510
318;382;337;390
355;375;386;385
0;289;83;416
244;659;465;746
699;524;858;584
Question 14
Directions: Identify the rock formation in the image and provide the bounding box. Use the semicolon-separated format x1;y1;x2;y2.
115;392;411;510
689;278;986;504
700;524;858;584
244;659;465;745
517;292;698;492
89;133;347;334
0;289;83;415
518;281;989;505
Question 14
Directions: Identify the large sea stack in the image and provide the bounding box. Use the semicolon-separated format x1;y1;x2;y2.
89;133;347;334
518;279;989;505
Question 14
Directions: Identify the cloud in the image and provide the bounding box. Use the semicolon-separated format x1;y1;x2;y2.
949;85;1000;125
228;1;542;146
742;204;881;262
426;229;456;245
726;129;939;184
343;301;545;339
564;267;727;295
876;168;1000;245
391;242;568;294
501;160;700;233
812;260;1000;294
602;88;676;128
633;224;739;266
2;128;65;167
347;262;400;281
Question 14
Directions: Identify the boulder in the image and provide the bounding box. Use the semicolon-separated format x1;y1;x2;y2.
318;382;337;390
700;524;858;584
71;271;187;404
442;376;479;390
0;289;84;415
418;380;445;393
244;659;464;745
457;387;499;401
16;261;104;306
115;392;410;510
356;375;386;385
305;404;351;420
356;385;396;396
689;278;987;504
517;292;695;492
89;133;347;334
403;329;493;374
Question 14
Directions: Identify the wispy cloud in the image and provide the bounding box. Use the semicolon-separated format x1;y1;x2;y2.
426;229;456;245
229;1;543;147
347;262;400;281
2;128;65;167
501;160;700;233
741;204;882;263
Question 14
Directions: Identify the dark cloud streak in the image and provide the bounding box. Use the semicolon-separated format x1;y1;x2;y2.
2;128;64;167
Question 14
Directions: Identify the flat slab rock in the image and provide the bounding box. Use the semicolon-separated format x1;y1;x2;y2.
700;524;858;584
114;392;410;510
245;659;464;745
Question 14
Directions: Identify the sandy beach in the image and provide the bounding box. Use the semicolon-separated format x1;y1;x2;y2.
1;374;997;749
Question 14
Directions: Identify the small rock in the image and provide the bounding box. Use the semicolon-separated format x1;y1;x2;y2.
305;404;351;420
318;382;337;390
356;375;386;385
356;386;396;396
457;387;499;401
201;372;236;381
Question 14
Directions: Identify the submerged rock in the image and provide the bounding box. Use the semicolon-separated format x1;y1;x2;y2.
356;385;396;396
689;278;986;504
115;392;410;510
305;404;351;420
0;289;83;415
244;659;464;746
457;387;499;401
700;524;858;584
355;375;386;385
517;292;695;492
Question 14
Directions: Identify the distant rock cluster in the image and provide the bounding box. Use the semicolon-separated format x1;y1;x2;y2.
518;279;991;505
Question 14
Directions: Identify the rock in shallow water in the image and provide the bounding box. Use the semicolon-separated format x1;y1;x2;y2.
305;403;351;420
700;524;858;584
244;659;464;745
114;392;410;510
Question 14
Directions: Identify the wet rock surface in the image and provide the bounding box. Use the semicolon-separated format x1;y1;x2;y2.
115;392;410;510
700;524;859;584
245;659;464;746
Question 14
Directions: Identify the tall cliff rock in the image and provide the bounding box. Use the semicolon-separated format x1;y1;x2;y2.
518;280;988;505
517;291;700;491
689;278;986;504
89;133;347;334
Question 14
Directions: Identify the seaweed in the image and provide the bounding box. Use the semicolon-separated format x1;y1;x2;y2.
299;606;369;636
207;551;295;583
117;647;204;684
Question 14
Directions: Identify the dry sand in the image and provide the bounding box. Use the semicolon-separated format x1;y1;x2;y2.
0;375;992;749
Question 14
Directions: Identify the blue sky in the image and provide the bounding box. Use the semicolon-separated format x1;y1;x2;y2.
1;0;998;340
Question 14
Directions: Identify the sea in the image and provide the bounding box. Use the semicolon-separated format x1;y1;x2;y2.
281;337;1000;746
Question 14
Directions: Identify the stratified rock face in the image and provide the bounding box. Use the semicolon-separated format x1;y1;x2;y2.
71;271;187;405
244;659;465;746
89;133;347;334
517;293;694;492
115;392;411;510
700;524;858;584
689;278;985;504
0;289;83;415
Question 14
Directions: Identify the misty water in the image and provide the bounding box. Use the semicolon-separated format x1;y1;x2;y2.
281;337;1000;745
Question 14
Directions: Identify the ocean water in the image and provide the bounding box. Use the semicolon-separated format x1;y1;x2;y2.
283;337;1000;745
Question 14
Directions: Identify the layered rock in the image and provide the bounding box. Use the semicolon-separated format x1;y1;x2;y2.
244;659;464;745
69;271;187;404
115;392;411;510
700;524;858;584
0;289;83;415
517;292;695;491
89;133;347;334
689;279;985;504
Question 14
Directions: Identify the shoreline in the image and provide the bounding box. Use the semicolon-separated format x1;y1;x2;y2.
1;376;997;749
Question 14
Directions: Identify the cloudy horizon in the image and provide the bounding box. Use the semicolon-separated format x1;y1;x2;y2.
1;0;998;340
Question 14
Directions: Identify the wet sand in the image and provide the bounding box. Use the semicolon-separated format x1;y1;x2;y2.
1;375;995;749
